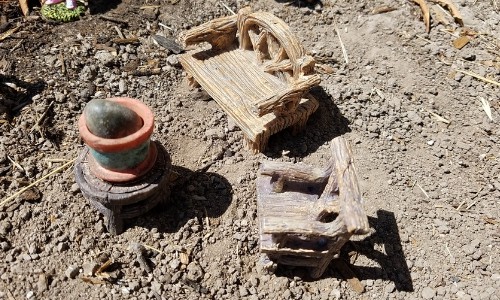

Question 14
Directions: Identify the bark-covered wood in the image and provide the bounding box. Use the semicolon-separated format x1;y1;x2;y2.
257;136;369;278
178;8;320;153
74;141;172;235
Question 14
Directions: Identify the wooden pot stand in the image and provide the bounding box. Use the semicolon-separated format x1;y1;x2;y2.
257;137;369;278
178;8;321;153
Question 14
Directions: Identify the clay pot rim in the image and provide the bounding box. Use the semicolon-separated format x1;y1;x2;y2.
78;97;154;153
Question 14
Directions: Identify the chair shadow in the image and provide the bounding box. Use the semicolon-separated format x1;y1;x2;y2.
274;0;322;9
275;210;414;292
265;85;351;158
129;165;233;233
88;0;122;15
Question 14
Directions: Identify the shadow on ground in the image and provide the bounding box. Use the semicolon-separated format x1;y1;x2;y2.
265;86;351;158
275;210;413;292
88;0;122;15
0;74;46;117
274;0;322;9
129;165;233;233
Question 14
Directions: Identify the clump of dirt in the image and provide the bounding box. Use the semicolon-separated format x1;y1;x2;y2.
0;0;499;299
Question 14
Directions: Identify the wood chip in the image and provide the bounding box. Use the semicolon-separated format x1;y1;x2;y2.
95;259;113;275
180;252;189;265
479;97;493;121
19;0;29;16
452;36;470;49
412;0;431;33
428;110;451;124
152;35;184;54
0;26;20;42
81;276;106;285
371;6;397;14
429;0;464;26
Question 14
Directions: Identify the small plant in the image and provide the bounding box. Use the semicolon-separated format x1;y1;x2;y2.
41;1;85;22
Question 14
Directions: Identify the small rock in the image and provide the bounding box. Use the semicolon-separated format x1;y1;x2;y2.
427;140;435;146
169;258;180;270
422;286;436;299
118;79;128;93
186;262;203;282
57;242;69;253
82;261;99;276
330;288;341;299
128;280;140;291
65;265;80;279
491;273;500;281
166;55;180;67
26;290;34;299
385;282;396;293
70;183;80;194
37;274;48;292
407;111;423;125
94;51;115;67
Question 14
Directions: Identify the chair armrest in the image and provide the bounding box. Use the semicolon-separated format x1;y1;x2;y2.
179;15;238;51
253;74;320;117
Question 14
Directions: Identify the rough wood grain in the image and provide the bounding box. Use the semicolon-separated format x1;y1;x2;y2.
256;136;369;278
74;141;172;235
178;8;320;152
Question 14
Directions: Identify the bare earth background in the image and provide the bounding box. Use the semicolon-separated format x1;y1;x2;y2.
0;0;499;299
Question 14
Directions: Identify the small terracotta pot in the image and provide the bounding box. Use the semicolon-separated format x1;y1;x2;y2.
78;97;157;182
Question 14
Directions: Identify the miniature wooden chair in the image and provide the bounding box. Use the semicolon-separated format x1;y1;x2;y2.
178;8;321;153
257;137;369;278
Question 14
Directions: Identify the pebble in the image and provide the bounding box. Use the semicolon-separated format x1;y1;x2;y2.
70;183;80;194
37;274;48;292
422;286;436;299
65;265;80;279
186;262;203;282
94;51;115;67
82;261;99;276
385;282;396;293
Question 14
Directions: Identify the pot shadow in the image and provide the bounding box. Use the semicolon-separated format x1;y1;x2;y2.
88;0;122;15
274;210;414;292
264;86;350;158
130;165;232;233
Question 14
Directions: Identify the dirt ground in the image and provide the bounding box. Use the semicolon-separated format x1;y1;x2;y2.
0;0;499;299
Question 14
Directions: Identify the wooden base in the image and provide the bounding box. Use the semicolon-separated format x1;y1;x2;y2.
74;141;172;235
257;137;369;278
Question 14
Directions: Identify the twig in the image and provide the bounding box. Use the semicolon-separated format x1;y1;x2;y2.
114;26;125;39
0;158;75;207
416;182;430;200
0;26;20;41
465;201;477;210
412;0;431;33
428;110;451;124
142;244;167;256
139;5;161;9
220;2;236;15
30;101;54;133
455;69;500;87
456;200;466;211
158;22;173;30
479;97;493;121
334;23;349;65
7;155;25;173
99;15;129;25
445;243;455;263
203;207;210;229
